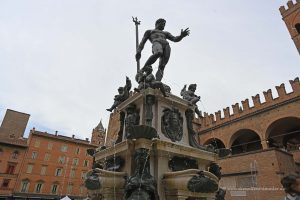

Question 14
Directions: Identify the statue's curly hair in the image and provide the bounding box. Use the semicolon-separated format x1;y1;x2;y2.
188;84;197;90
155;18;166;26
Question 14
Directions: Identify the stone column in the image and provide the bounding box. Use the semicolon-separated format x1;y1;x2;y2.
261;140;269;149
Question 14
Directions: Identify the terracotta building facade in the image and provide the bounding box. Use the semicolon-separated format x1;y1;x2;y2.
13;130;97;199
196;77;300;200
0;109;101;199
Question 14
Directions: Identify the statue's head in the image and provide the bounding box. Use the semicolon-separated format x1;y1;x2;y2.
118;87;124;94
134;148;149;167
146;95;155;105
188;84;197;92
143;65;153;74
126;104;136;114
155;18;166;30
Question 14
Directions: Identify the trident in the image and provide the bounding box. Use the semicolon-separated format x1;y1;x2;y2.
132;16;141;72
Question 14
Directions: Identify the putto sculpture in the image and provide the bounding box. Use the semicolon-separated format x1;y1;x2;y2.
106;77;132;112
135;18;190;81
135;65;169;97
181;84;202;116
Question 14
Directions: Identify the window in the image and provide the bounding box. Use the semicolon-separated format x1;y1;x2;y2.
11;150;19;159
40;166;47;175
83;160;89;167
6;164;15;174
20;180;30;192
48;142;53;150
44;153;50;161
70;169;75;178
35;182;43;193
81;171;87;179
51;184;59;194
55;168;63;176
26;164;33;174
2;179;10;188
296;23;300;34
58;156;65;164
72;158;79;166
61;145;68;152
34;140;40;148
31;151;38;160
0;148;3;156
75;147;80;155
67;184;73;194
80;185;84;195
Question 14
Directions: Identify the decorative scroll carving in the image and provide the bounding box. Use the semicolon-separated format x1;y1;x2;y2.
187;171;219;193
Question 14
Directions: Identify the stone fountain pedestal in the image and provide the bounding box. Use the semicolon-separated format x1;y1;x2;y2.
86;88;224;200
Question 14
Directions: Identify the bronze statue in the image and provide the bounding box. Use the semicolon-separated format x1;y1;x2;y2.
124;148;159;200
135;18;190;81
135;65;168;97
106;77;132;112
181;84;201;116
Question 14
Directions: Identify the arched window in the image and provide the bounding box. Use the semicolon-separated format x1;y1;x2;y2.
11;150;19;159
35;181;44;193
295;23;300;34
204;138;226;149
266;117;300;151
230;129;262;155
20;179;30;192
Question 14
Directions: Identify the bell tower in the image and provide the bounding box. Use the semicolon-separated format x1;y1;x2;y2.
91;119;106;146
280;0;300;54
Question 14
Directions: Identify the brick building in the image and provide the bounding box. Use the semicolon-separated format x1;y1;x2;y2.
280;0;300;54
0;109;102;199
91;120;106;146
195;77;300;200
0;110;29;199
13;129;98;199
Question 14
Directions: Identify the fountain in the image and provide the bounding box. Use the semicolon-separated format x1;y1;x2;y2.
85;18;230;200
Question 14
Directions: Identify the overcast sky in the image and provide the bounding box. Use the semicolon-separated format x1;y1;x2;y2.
0;0;299;140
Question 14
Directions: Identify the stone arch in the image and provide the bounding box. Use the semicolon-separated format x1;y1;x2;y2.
229;129;263;155
203;138;226;149
265;117;300;150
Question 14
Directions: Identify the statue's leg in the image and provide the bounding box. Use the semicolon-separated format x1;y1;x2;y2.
106;101;118;112
152;82;168;97
143;42;163;68
195;106;202;117
156;44;171;81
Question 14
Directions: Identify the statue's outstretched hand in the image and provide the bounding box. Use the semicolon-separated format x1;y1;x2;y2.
181;28;190;37
135;52;141;61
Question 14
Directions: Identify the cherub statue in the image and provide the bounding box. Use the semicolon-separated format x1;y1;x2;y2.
135;65;168;97
106;77;132;112
181;84;201;116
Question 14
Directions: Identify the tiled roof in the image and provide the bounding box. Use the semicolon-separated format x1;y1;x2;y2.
31;130;97;147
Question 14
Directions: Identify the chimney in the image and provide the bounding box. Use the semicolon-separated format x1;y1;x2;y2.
55;131;58;136
72;134;75;139
85;138;89;141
